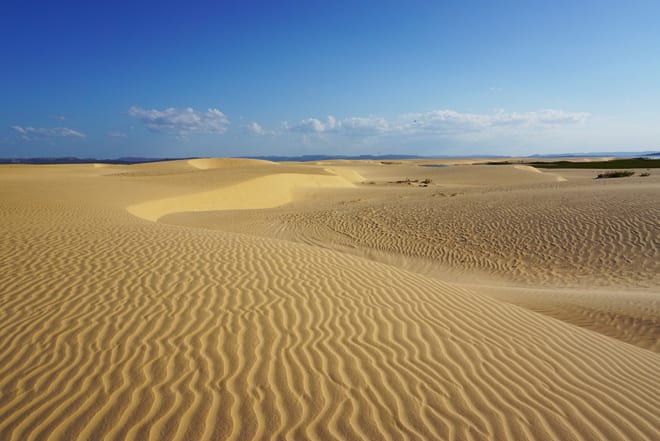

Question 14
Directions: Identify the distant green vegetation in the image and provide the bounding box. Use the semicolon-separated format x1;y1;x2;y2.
487;157;659;169
533;158;659;169
595;171;635;179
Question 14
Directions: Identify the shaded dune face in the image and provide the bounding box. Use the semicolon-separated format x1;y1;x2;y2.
0;161;659;441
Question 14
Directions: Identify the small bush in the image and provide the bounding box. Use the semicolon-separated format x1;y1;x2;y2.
640;171;650;177
595;170;635;179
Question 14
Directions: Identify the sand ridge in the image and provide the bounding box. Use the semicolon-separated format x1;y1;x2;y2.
127;170;357;222
1;159;659;440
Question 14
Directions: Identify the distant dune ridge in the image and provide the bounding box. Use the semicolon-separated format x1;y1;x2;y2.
1;159;658;440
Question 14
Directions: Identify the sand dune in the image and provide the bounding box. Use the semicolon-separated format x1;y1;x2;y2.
163;162;659;352
1;160;659;440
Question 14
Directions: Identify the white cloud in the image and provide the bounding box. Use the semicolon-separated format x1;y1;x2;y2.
244;121;274;136
394;111;480;136
286;109;590;138
491;109;590;127
287;115;390;136
289;116;338;133
11;126;86;139
106;131;128;138
128;106;229;135
340;116;390;135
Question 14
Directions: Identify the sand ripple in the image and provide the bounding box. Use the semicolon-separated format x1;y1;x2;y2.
268;181;659;289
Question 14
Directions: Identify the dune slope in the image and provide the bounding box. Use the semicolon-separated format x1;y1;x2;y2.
164;165;658;351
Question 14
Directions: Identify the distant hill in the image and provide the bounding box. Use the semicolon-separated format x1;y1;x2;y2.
1;151;658;165
0;156;194;165
239;154;429;162
0;154;430;165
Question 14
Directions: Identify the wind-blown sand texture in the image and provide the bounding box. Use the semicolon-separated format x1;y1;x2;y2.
1;159;659;440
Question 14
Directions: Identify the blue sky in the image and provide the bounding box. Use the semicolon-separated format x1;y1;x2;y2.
2;0;659;157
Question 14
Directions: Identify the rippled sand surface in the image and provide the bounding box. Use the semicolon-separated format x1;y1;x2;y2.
1;159;658;440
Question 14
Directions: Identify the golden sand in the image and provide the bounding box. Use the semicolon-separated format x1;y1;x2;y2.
1;159;658;440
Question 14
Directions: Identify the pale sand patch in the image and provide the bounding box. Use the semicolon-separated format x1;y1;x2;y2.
127;172;356;222
513;164;567;181
347;163;566;186
1;159;658;441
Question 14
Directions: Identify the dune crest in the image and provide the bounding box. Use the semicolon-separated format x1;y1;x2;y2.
187;158;278;169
